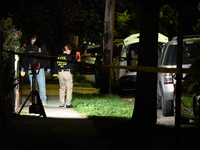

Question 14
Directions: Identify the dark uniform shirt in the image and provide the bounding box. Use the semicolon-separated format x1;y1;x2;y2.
53;53;75;74
21;43;51;70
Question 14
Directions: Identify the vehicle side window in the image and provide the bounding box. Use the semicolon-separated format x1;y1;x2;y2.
85;48;99;55
121;47;127;57
163;42;200;66
182;43;200;64
126;44;139;68
163;45;177;65
127;44;139;60
129;49;138;60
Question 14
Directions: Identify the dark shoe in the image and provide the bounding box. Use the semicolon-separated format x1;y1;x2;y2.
66;105;73;108
59;105;64;107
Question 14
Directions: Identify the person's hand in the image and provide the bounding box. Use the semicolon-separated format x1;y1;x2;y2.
47;69;51;73
52;74;58;80
20;67;26;77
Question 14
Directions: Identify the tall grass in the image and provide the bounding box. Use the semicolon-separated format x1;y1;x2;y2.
72;93;134;118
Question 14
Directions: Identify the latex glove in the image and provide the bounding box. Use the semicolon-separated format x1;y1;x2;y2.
20;67;26;77
47;69;51;73
52;74;58;77
52;74;58;80
76;51;81;62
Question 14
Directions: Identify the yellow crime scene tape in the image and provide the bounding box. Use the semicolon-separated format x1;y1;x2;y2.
3;50;200;74
103;64;200;74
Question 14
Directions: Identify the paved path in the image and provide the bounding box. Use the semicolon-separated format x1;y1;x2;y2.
19;90;175;126
19;96;87;119
18;81;99;119
20;106;86;119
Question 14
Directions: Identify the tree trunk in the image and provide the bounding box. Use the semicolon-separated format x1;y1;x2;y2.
131;1;161;126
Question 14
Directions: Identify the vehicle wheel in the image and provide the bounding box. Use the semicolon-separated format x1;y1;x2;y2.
157;96;162;109
162;99;174;116
79;67;85;74
94;67;99;85
94;66;102;88
115;86;125;96
180;116;190;124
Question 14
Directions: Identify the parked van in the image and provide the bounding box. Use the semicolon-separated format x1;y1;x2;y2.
112;33;168;95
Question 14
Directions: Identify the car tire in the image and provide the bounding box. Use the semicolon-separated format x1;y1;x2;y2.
180;116;190;124
157;96;162;109
162;99;174;116
118;89;126;97
94;67;100;86
94;64;103;88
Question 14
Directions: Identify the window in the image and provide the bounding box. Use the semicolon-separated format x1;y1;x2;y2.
163;42;200;65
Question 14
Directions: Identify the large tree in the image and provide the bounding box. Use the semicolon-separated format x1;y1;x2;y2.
131;0;160;126
0;0;106;54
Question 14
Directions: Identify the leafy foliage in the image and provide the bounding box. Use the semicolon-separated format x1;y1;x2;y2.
159;2;200;39
0;18;23;117
1;0;200;52
1;0;105;48
193;3;200;33
115;10;139;38
0;18;24;55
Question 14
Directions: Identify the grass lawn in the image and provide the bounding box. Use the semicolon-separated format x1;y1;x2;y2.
72;93;134;118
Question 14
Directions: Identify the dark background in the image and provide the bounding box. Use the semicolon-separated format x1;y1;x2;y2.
0;0;200;55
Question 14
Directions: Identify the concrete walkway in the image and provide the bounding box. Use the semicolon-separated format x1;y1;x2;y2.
19;95;87;119
18;81;99;119
20;106;86;119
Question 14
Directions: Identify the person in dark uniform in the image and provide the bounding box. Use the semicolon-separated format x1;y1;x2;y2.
21;35;51;106
53;45;75;108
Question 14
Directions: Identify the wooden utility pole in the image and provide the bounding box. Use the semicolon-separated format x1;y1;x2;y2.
101;0;115;94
